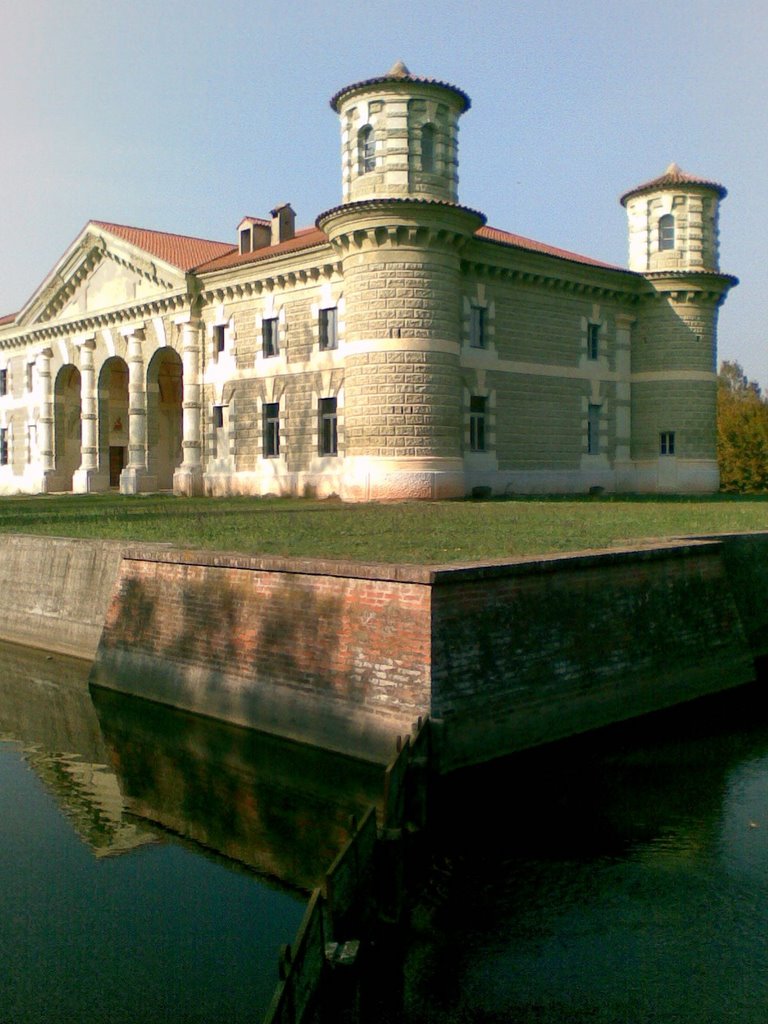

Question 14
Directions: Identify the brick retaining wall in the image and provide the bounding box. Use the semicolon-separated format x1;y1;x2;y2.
3;532;768;768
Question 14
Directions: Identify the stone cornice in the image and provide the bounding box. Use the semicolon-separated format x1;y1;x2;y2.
460;241;644;303
641;270;739;306
0;292;191;350
199;256;343;303
319;200;486;257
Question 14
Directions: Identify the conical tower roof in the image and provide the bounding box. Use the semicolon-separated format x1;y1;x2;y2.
330;60;471;112
620;162;727;206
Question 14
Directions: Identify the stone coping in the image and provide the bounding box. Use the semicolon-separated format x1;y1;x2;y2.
118;536;729;586
5;530;763;588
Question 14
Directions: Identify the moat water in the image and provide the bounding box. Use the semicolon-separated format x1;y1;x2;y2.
0;641;382;1024
399;681;768;1024
3;641;768;1023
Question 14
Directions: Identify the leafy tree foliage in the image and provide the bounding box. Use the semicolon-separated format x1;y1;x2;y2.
717;361;768;491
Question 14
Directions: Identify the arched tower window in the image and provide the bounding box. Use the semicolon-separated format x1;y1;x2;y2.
659;213;675;251
358;125;375;174
421;123;435;173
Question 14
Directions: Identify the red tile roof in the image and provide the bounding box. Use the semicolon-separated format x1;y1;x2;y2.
477;225;626;271
0;213;628;326
91;221;236;271
195;227;328;272
620;163;727;206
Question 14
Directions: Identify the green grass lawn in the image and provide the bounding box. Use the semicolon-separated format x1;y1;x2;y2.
0;492;766;564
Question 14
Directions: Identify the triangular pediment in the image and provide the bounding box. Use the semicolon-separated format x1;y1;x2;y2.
16;223;193;328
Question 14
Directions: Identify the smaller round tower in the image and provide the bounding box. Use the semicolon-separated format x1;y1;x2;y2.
620;163;727;273
620;165;737;493
329;59;470;205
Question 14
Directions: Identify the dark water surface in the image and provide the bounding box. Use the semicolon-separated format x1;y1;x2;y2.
401;683;768;1024
0;641;382;1024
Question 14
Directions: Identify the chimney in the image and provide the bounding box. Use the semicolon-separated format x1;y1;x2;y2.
271;203;296;245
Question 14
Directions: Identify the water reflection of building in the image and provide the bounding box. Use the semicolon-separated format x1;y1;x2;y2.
0;637;384;889
91;686;384;891
0;640;155;856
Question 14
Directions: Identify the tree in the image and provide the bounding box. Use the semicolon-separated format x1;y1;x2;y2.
717;361;768;492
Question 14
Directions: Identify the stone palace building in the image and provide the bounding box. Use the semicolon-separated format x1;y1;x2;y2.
0;61;737;499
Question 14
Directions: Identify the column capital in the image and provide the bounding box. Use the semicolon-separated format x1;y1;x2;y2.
119;323;146;339
173;312;203;328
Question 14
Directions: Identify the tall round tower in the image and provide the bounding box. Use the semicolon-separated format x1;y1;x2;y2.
319;62;484;500
620;165;737;492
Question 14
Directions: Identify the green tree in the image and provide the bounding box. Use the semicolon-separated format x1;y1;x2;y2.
717;360;768;492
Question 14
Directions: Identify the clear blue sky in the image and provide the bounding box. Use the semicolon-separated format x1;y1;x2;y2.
1;0;765;383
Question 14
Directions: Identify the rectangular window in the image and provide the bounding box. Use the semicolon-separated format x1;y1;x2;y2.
587;403;601;454
469;396;487;452
214;324;226;357
319;397;338;456
0;369;6;397
469;305;486;349
587;323;600;360
660;431;676;455
213;405;224;430
319;307;338;351
0;428;7;466
263;402;280;458
27;424;36;464
262;317;279;358
26;362;34;392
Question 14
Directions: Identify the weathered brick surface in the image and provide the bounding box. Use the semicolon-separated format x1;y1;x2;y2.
430;546;753;767
97;555;432;730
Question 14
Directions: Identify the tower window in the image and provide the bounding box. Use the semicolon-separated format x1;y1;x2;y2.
0;428;7;465
262;317;279;357
659;214;675;251
660;431;675;455
469;305;486;349
587;403;601;454
213;405;224;430
469;396;487;452
239;228;252;254
359;126;375;174
319;397;338;456
319;307;338;351
263;402;280;458
587;323;600;360
0;369;6;396
214;324;226;357
421;123;435;173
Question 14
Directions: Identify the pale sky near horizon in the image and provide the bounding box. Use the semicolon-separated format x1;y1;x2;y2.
1;0;766;382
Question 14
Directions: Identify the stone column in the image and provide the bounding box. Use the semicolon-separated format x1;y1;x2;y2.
119;327;155;493
72;337;107;492
173;316;204;495
36;347;55;487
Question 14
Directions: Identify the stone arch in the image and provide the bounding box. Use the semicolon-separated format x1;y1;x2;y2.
147;346;183;489
53;364;81;491
97;356;129;487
